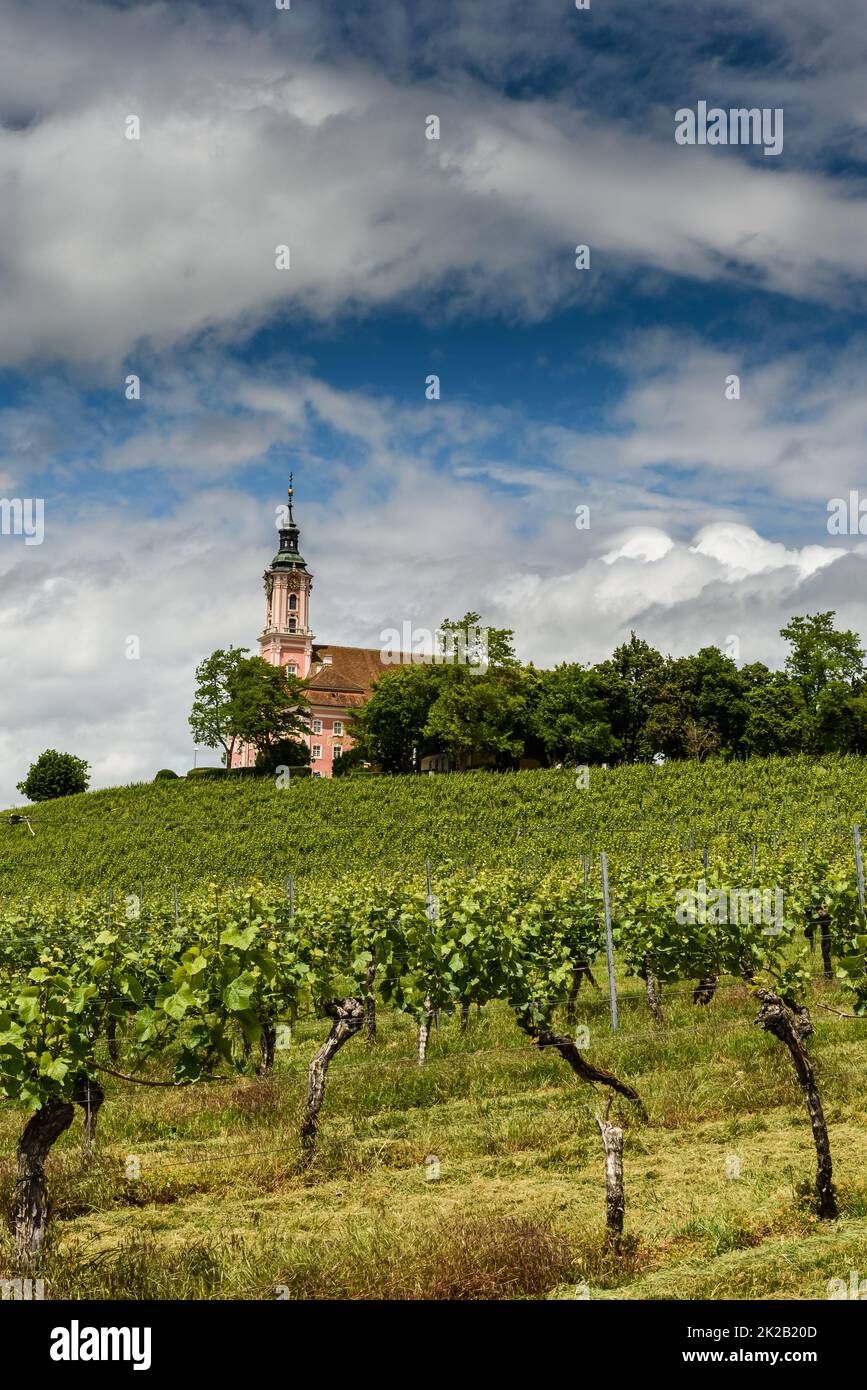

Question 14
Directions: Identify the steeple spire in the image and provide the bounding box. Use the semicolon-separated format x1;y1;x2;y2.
270;470;307;571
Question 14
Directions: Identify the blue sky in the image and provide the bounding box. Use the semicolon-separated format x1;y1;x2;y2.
1;0;867;802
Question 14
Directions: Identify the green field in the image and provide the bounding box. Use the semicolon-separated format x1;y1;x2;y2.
1;759;866;1300
2;754;866;896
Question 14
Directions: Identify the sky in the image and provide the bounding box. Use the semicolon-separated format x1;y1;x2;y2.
1;0;867;804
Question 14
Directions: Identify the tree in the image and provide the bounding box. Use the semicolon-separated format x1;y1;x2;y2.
682;717;721;762
16;750;89;802
595;634;664;763
226;657;310;760
781;613;865;711
424;665;535;768
742;676;808;756
351;664;443;774
255;738;312;775
438;611;519;671
644;648;746;760
189;648;249;767
331;746;372;778
813;685;867;755
533;664;621;764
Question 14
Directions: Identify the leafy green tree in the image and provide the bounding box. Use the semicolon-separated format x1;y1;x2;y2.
16;750;89;802
189;647;249;766
533;664;621;764
644;648;746;760
330;746;373;778
424;665;535;768
813;685;867;755
226;657;310;761
742;675;808;756
595;633;665;762
351;664;444;773
782;613;865;710
438;611;519;671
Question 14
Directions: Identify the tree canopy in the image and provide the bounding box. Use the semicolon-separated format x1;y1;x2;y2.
352;610;867;772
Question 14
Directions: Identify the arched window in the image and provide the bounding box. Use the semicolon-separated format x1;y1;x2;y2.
289;593;297;611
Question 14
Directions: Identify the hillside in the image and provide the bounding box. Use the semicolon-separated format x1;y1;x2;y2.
2;756;866;1303
2;755;867;897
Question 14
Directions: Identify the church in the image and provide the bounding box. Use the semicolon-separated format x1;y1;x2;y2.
230;478;391;777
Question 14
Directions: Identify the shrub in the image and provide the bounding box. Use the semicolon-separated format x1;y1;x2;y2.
16;750;90;802
255;739;312;775
186;767;226;781
154;769;179;781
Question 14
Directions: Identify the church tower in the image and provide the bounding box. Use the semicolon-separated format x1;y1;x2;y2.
259;474;314;679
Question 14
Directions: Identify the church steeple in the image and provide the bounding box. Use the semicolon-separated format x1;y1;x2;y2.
272;472;308;570
261;473;314;673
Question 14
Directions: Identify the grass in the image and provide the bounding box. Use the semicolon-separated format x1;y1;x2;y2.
1;975;865;1300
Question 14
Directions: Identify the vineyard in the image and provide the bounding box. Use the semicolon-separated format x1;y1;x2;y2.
1;758;867;1299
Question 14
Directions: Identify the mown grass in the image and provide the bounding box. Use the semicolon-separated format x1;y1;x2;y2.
1;976;865;1300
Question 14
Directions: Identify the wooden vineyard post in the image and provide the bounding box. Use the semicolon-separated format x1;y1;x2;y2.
417;859;437;1063
596;1104;625;1250
600;851;618;1033
853;826;866;920
288;874;296;1040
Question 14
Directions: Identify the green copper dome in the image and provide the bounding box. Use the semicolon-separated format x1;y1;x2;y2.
270;473;308;570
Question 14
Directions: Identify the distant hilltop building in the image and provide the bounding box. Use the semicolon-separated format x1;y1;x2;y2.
231;478;391;777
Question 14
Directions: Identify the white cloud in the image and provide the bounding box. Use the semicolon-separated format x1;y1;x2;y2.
603;528;675;564
690;523;845;579
1;4;867;368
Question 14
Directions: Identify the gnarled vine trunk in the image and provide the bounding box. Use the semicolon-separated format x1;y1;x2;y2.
692;974;719;1006
817;907;833;981
300;998;364;1154
517;1018;646;1117
565;962;599;1024
365;953;377;1044
105;1015;119;1063
72;1075;105;1156
460;1002;470;1033
754;990;837;1220
258;1023;276;1075
14;1101;76;1271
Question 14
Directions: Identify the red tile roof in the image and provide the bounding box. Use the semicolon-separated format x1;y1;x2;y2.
304;645;436;714
307;645;395;703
